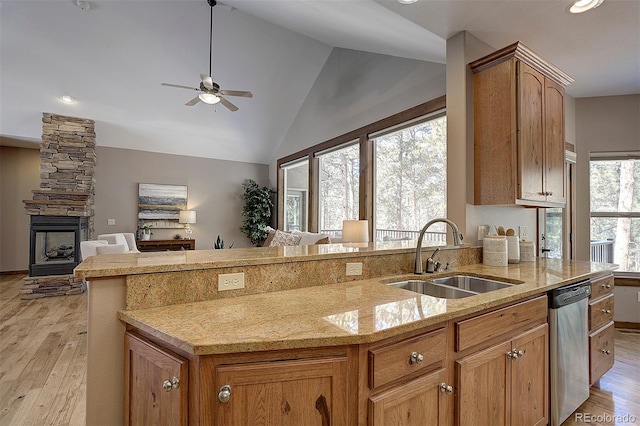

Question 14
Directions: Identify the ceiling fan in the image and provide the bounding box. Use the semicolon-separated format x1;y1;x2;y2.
161;0;252;112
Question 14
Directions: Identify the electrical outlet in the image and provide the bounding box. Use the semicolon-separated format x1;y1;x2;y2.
346;262;363;276
218;272;245;291
519;226;529;239
107;219;116;226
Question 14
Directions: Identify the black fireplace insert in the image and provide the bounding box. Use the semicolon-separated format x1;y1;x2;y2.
29;215;88;277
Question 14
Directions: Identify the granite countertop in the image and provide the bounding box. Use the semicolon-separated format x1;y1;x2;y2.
119;259;615;355
75;240;430;279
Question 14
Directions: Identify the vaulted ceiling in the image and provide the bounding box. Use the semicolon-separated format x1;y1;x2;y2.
1;0;638;165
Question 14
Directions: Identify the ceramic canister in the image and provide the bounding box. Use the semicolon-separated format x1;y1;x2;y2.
483;235;508;266
507;236;520;264
520;240;536;262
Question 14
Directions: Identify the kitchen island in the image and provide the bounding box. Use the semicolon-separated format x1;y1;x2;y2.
75;243;615;425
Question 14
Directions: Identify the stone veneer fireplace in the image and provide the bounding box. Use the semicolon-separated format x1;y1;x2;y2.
21;113;96;298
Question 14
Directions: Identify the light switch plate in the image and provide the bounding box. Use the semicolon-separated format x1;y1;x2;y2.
346;263;363;276
218;272;245;291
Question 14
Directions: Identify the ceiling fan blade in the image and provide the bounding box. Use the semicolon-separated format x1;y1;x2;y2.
200;74;214;90
219;89;253;98
218;96;238;112
185;96;201;106
162;83;199;91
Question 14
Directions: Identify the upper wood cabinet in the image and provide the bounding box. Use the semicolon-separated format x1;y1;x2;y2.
471;41;573;207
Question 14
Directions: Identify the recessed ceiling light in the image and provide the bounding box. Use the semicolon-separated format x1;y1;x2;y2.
76;1;91;11
59;94;76;104
397;0;419;4
570;0;604;13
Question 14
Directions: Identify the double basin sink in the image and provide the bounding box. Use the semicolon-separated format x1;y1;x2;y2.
388;275;514;299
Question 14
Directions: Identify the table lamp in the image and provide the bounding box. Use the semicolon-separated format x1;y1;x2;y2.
179;210;196;239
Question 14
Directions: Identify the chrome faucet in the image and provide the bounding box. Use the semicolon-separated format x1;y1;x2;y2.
414;218;464;274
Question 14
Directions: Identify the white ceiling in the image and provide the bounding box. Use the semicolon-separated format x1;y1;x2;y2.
1;0;638;165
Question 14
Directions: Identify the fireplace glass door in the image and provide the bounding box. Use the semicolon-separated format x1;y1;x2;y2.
34;231;76;265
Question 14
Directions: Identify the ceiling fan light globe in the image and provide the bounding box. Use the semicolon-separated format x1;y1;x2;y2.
199;93;220;104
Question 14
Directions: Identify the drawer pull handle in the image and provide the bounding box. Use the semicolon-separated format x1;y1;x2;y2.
602;309;611;314
440;383;453;394
409;352;424;365
162;376;179;392
602;349;611;355
218;385;232;403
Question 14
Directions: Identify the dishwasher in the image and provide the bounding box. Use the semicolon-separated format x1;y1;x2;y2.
549;280;592;426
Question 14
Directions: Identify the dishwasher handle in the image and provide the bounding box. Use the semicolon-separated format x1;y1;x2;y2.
549;280;591;309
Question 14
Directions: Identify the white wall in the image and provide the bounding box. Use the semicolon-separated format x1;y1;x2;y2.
95;147;269;249
575;94;640;261
269;47;446;180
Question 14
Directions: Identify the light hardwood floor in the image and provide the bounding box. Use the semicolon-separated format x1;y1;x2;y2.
1;274;86;425
1;273;638;425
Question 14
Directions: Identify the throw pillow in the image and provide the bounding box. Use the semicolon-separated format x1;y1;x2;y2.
269;230;302;247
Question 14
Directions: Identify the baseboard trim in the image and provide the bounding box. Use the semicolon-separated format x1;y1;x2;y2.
615;321;640;330
0;270;28;276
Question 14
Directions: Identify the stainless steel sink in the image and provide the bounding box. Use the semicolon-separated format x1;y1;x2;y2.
387;275;514;299
388;280;477;299
430;275;513;293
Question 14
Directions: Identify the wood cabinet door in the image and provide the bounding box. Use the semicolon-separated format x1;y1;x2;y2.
511;324;548;426
214;356;348;426
124;332;188;426
368;368;450;426
455;340;511;426
544;78;566;204
517;62;546;203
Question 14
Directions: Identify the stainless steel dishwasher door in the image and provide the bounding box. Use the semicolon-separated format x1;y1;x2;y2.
549;281;591;426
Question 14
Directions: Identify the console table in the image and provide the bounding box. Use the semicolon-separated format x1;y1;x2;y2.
136;239;195;252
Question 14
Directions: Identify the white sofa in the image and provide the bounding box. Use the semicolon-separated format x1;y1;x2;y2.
80;233;140;261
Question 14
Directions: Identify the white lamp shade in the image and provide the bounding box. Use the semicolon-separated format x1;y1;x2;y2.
179;210;196;224
342;220;369;243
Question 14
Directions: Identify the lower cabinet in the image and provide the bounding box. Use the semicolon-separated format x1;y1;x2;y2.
456;324;548;426
369;368;449;426
124;332;188;426
213;356;349;426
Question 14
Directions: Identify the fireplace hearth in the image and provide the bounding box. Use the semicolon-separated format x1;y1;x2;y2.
29;215;88;277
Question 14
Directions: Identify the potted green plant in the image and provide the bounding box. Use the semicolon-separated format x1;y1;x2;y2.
141;223;153;241
240;179;275;246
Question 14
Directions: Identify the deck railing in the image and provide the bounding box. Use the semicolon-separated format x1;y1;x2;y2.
321;229;446;242
590;239;615;263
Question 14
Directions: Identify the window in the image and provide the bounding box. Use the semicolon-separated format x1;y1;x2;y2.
317;142;360;237
590;154;640;272
276;96;446;241
282;160;309;232
373;115;447;242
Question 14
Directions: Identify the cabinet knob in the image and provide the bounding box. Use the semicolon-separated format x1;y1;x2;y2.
218;385;232;403
440;383;453;394
602;309;611;314
162;376;180;392
602;349;611;355
409;352;424;365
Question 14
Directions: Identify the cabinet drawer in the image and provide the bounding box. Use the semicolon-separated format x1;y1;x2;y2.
368;328;446;389
589;293;614;330
455;295;547;352
589;321;615;385
590;274;614;300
